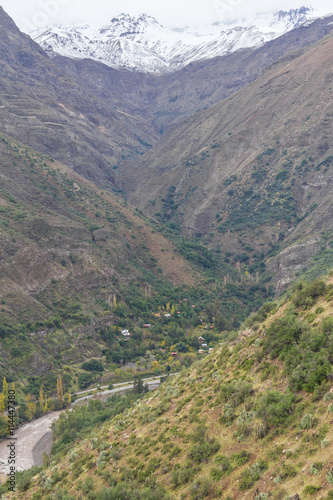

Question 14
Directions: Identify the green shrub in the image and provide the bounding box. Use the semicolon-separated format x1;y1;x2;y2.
81;359;104;372
278;463;298;481
310;462;323;475
231;450;250;467
256;390;295;427
78;373;93;390
220;381;253;407
188;425;220;463
221;403;235;425
210;467;224;481
263;315;306;359
210;455;233;481
236;410;254;435
300;413;316;429
323;392;333;402
188;440;220;463
292;280;327;308
171;465;195;487
190;478;212;500
303;485;321;496
239;460;267;490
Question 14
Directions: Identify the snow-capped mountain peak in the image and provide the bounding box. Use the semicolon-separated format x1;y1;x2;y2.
31;7;333;74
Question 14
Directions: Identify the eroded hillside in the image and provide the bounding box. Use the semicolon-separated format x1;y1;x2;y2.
120;31;333;291
0;7;157;188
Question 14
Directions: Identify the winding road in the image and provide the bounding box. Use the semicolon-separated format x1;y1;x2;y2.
0;375;166;474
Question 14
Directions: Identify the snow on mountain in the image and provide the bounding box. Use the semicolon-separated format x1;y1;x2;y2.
31;7;332;74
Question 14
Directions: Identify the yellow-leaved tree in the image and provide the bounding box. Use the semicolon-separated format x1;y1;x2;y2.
2;377;8;402
64;393;71;407
57;376;64;407
26;402;36;421
0;393;5;415
39;388;45;412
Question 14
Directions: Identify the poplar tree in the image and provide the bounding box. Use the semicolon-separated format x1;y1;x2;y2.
64;393;71;407
57;376;64;407
2;377;8;401
0;394;5;415
39;388;45;411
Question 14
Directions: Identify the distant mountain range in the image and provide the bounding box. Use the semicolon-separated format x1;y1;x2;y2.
1;3;333;298
31;7;330;73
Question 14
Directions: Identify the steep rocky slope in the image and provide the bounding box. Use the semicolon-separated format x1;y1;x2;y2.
0;7;157;187
120;31;333;290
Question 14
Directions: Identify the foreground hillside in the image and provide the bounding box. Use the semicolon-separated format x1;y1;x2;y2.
8;275;333;499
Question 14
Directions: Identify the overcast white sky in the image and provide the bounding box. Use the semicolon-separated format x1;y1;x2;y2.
1;0;332;32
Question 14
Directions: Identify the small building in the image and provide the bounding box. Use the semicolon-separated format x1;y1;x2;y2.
201;344;207;348
121;329;131;338
143;324;151;328
209;348;214;352
198;349;205;354
171;352;178;357
198;336;204;342
164;313;171;318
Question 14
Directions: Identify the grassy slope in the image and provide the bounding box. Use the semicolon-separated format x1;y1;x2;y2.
12;275;333;500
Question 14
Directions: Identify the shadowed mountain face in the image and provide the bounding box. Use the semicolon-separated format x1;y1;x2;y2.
120;31;333;290
0;7;158;188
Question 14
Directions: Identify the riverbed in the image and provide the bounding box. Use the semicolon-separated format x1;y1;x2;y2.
0;378;160;475
0;411;62;475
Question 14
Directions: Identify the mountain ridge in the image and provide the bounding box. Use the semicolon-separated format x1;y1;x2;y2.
31;7;330;73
